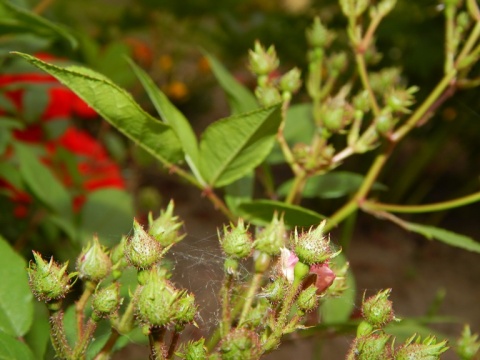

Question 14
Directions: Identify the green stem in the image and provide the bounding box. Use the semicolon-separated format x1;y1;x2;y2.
93;328;120;360
238;273;263;326
167;330;181;359
75;281;95;338
363;190;480;213
444;2;456;74
262;282;301;352
72;318;97;359
49;310;72;360
455;22;480;67
355;53;380;116
285;171;307;205
220;274;234;337
118;300;136;334
392;69;457;142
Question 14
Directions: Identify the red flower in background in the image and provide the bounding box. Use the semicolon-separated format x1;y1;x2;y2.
0;53;125;217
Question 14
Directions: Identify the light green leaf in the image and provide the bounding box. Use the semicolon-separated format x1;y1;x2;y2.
237;200;325;228
127;58;202;182
0;332;35;360
320;252;356;324
79;189;134;247
24;303;49;359
203;51;258;115
13;52;183;165
15;142;73;221
279;171;387;199
0;1;77;48
405;222;480;253
0;236;33;337
199;105;281;188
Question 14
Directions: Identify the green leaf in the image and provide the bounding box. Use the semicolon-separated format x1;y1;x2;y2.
278;171;387;199
13;52;183;165
22;85;50;123
15;142;73;221
0;236;33;337
0;332;35;360
0;1;77;48
203;51;258;115
79;189;134;247
267;103;315;164
199;105;282;188
405;222;480;253
237;200;325;228
24;303;49;359
320;252;356;324
127;58;202;182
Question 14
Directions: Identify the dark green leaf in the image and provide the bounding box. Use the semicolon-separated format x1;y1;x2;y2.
0;1;76;48
24;303;49;359
128;58;202;182
22;85;50;123
278;171;387;199
15;142;73;220
203;51;258;115
237;200;325;228
0;332;35;360
199;105;282;187
79;189;134;247
0;236;33;337
405;222;480;253
13;52;183;165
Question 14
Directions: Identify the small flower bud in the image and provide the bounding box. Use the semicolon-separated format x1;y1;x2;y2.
177;339;207;360
173;291;197;327
76;235;112;283
92;283;122;321
243;299;269;328
27;252;75;303
262;277;287;303
248;41;279;76
395;335;449;360
148;200;185;246
375;111;394;136
385;86;418;114
347;333;392;360
353;90;371;112
306;17;333;48
293;221;339;266
328;52;347;73
339;0;370;18
456;325;480;359
255;85;282;107
218;329;261;360
253;251;271;273
369;67;401;94
253;213;287;256
296;285;319;313
134;267;178;327
323;107;346;133
293;260;310;285
362;289;395;327
356;320;374;337
219;219;252;259
280;67;302;94
125;219;164;270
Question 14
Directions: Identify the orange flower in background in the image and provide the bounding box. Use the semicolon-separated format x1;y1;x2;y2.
0;53;124;218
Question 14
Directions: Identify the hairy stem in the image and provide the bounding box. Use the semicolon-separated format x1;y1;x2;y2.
149;326;167;360
93;328;120;360
75;281;95;338
238;273;264;326
72;318;97;359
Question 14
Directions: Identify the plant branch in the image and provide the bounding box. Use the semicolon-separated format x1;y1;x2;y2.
75;281;95;338
238;273;264;326
355;53;380;116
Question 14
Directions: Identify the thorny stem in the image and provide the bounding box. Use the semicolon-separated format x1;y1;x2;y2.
149;326;167;360
220;274;234;337
49;310;72;360
363;190;480;214
262;281;302;352
72;318;97;359
167;330;181;359
238;273;264;326
75;281;95;338
93;328;120;360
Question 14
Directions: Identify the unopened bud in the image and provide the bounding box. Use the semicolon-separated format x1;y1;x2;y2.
263;277;287;303
177;339;207;360
76;235;112;283
92;283;122;321
293;221;339;265
253;213;286;256
219;219;252;259
395;335;449;360
248;41;279;76
280;67;302;94
456;325;480;359
173;291;197;327
218;329;261;360
148;200;185;246
362;289;395;327
255;85;282;107
296;285;319;313
125;219;164;270
347;333;392;360
306;17;333;48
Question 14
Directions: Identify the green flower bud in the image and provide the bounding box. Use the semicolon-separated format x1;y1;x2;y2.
328;52;347;73
224;257;239;276
456;325;480;360
347;333;392;360
255;85;282;107
395;335;449;360
148;200;185;246
248;41;279;76
323;107;346;133
92;283;122;321
76;235;112;283
177;339;207;360
134;267;178;327
353;90;371;112
173;291;197;327
27;251;75;303
306;17;333;48
262;277;287;303
362;289;395;327
293;260;310;285
369;67;401;95
296;285;319;313
125;219;164;270
293;221;339;265
219;329;261;360
253;213;286;256
243;299;269;328
376;0;397;16
339;0;370;18
356;320;374;337
219;219;252;259
385;86;418;114
280;67;302;94
375;111;394;136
